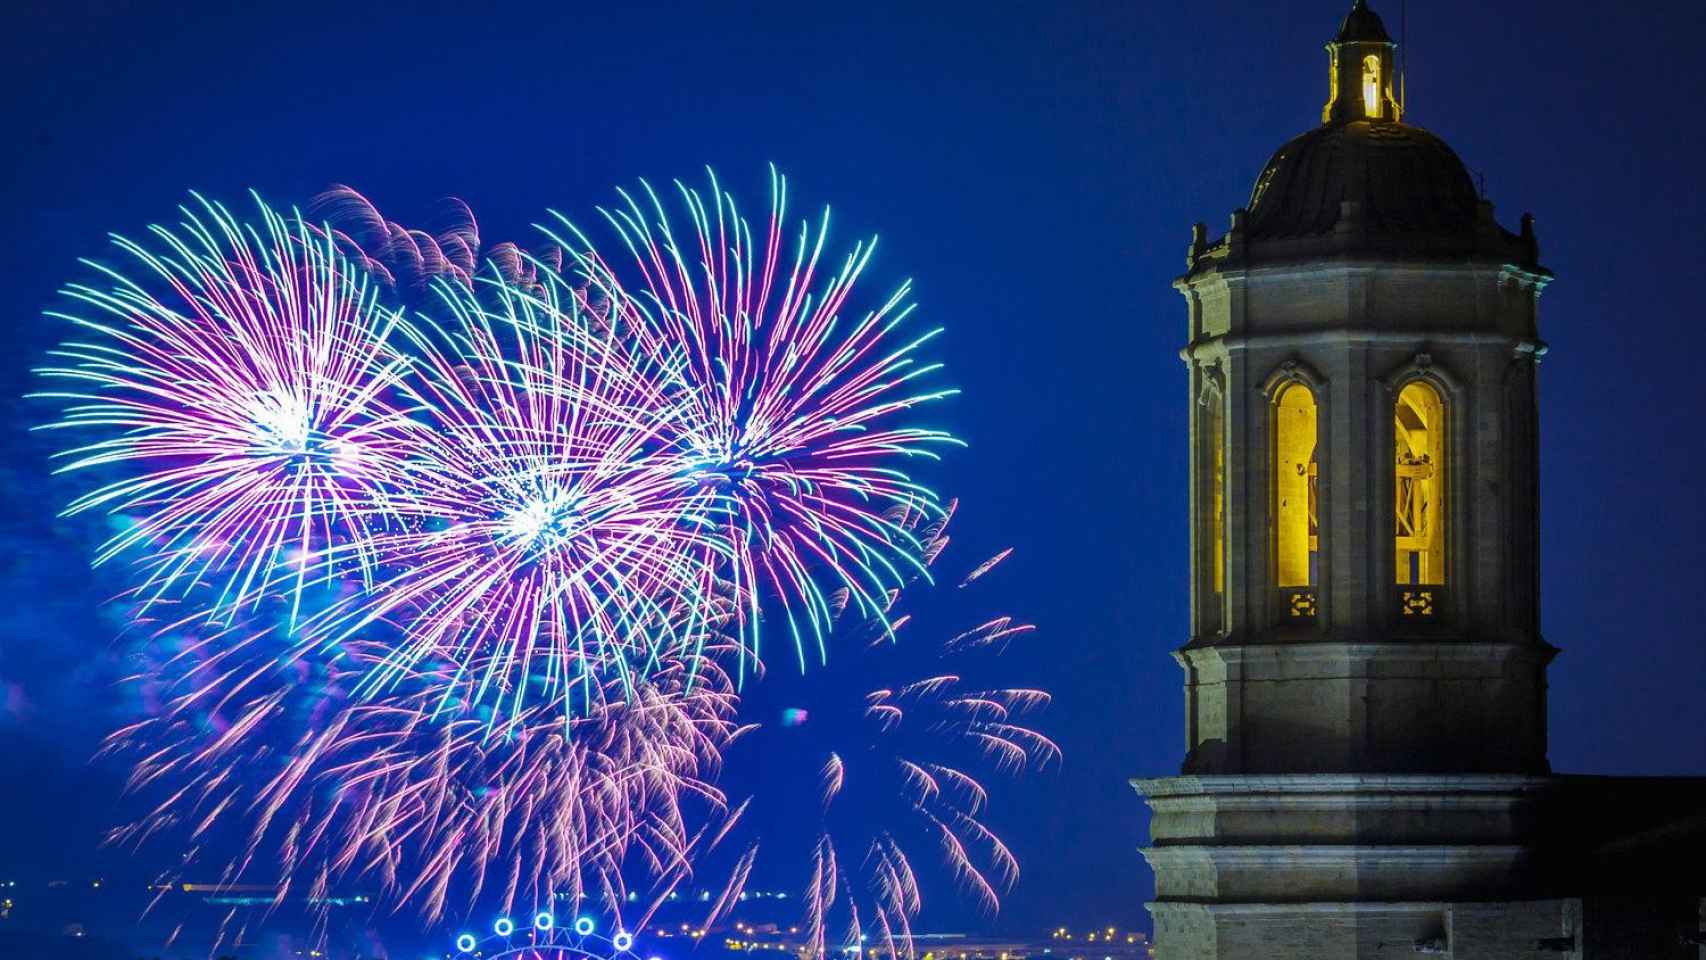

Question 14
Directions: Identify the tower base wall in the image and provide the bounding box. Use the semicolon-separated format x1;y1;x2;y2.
1176;642;1553;776
1148;901;1576;960
1133;775;1706;958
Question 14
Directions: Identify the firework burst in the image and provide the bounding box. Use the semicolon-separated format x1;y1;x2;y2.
298;267;726;717
541;168;962;676
33;193;419;625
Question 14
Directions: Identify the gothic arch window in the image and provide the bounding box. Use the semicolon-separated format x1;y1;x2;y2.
1273;382;1319;588
1395;380;1446;585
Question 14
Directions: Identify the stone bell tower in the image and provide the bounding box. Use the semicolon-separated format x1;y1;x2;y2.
1172;0;1552;783
1132;1;1572;955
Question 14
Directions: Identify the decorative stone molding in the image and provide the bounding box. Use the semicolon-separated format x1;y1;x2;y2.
1377;350;1460;397
1258;357;1328;399
1511;338;1549;364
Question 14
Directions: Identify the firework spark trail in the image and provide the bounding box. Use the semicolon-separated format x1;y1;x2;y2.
700;527;1057;960
539;167;963;677
107;611;744;926
836;669;1055;959
310;185;481;290
310;185;561;296
298;267;727;718
958;548;1012;588
33;193;420;626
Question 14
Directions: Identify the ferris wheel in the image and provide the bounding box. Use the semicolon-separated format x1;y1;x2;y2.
450;911;657;960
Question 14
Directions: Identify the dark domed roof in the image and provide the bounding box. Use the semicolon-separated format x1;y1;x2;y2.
1175;1;1545;276
1245;120;1480;240
1336;0;1392;43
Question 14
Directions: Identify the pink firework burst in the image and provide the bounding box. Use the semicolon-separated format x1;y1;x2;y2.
299;265;724;717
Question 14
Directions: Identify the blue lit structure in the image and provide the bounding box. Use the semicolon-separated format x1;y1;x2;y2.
452;912;650;960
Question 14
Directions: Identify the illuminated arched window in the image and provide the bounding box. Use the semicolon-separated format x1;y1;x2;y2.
1361;55;1382;119
1273;383;1319;587
1395;381;1445;584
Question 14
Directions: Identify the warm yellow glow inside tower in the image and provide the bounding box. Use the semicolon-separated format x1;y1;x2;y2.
1395;381;1445;584
1361;54;1382;118
1273;384;1319;587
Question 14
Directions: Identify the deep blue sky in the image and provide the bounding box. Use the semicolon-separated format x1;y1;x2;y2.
3;0;1705;950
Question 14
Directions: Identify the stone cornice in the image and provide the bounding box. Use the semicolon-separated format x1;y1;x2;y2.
1181;329;1547;363
1141;845;1527;865
1177;256;1552;292
1171;640;1558;673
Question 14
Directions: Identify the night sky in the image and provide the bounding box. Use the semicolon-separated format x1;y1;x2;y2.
3;0;1705;951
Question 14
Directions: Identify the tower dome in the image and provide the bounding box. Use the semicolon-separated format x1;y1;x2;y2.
1245;120;1479;240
